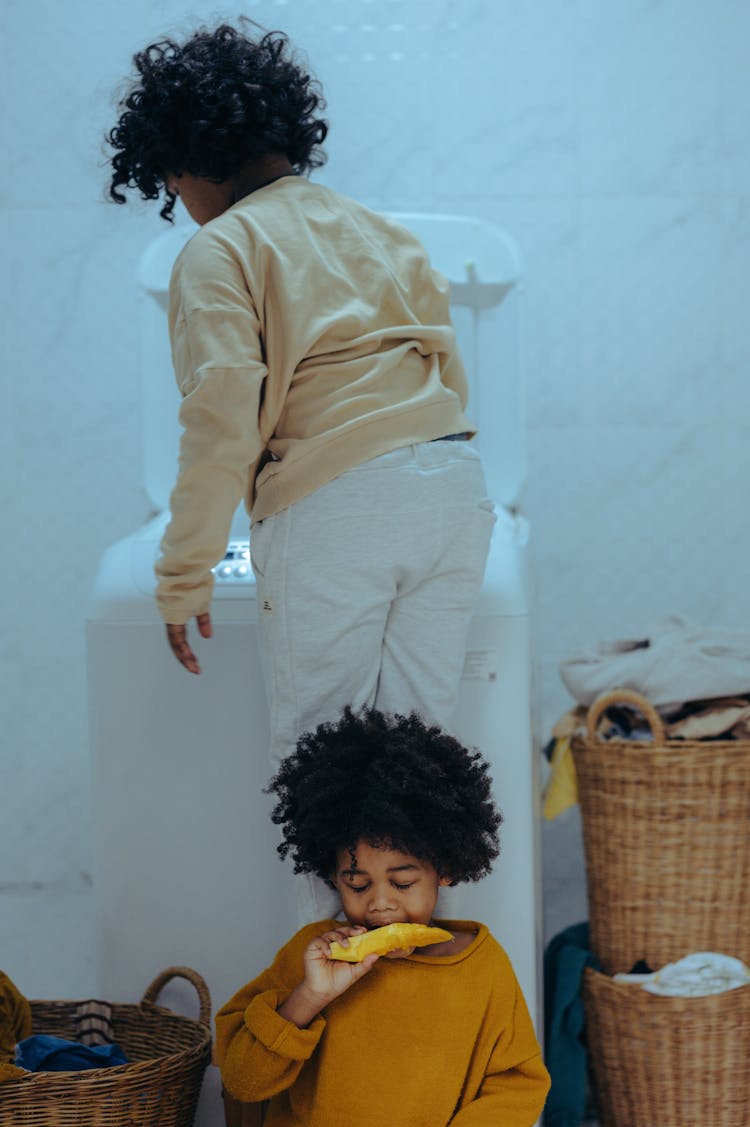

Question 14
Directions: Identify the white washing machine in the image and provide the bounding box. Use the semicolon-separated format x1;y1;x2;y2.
86;212;540;1127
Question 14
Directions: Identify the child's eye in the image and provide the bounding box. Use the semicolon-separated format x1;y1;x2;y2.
349;885;369;894
393;882;415;891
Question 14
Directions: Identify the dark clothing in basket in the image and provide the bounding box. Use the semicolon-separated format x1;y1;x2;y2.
15;1034;128;1072
543;922;601;1127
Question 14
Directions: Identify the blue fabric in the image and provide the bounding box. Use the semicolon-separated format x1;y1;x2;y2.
15;1035;128;1072
543;922;601;1127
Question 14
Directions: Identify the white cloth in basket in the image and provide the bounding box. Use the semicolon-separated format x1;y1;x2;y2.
560;616;750;708
614;953;750;997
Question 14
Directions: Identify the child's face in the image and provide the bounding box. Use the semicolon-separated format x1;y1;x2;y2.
165;172;232;225
332;840;451;933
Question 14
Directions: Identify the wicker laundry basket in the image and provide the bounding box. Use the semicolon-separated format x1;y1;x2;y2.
571;689;750;975
0;965;212;1127
583;966;750;1127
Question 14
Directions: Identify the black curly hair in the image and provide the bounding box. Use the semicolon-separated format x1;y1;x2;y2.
267;708;502;888
106;19;328;221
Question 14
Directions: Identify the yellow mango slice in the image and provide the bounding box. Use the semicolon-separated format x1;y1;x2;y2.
328;922;453;962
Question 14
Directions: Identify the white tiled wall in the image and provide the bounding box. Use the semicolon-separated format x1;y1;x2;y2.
2;0;750;996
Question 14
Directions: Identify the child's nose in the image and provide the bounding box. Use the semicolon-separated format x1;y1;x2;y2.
369;884;398;911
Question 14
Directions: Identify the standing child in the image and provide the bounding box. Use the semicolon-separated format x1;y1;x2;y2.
106;21;495;917
215;708;550;1126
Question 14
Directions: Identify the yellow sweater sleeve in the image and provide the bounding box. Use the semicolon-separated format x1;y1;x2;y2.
219;987;326;1102
154;234;268;624
214;924;328;1103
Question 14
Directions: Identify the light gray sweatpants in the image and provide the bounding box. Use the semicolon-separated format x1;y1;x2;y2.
250;439;495;921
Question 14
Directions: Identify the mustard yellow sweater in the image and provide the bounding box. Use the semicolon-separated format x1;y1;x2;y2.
155;175;471;624
215;919;550;1127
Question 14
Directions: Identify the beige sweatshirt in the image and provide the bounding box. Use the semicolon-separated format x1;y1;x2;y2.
155;175;472;624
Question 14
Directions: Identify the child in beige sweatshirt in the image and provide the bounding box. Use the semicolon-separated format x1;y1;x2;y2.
107;21;495;918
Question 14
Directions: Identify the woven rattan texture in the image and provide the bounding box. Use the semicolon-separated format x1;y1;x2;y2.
0;967;211;1127
583;968;750;1127
571;691;750;975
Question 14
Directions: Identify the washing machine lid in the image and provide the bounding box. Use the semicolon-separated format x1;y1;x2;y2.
137;210;524;513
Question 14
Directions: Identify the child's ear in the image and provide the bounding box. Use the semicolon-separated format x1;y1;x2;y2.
438;874;453;887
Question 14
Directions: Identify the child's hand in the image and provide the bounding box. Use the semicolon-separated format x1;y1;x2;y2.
303;926;379;1001
165;612;212;674
277;926;378;1029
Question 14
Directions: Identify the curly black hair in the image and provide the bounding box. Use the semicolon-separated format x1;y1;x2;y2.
106;20;328;220
267;708;502;888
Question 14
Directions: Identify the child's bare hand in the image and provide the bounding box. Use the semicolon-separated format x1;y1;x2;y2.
277;927;378;1028
165;613;212;674
302;926;378;1002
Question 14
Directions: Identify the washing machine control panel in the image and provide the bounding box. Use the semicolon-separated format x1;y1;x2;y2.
212;539;253;585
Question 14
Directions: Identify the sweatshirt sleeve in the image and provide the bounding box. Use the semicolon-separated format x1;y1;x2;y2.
449;978;550;1126
154;231;268;625
214;930;326;1103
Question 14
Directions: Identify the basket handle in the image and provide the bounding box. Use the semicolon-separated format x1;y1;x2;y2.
586;688;665;743
140;966;212;1028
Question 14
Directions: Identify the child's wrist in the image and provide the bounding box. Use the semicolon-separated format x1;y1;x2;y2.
278;983;330;1028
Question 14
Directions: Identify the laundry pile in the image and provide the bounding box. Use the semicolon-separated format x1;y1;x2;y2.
543;617;750;819
0;971;128;1082
614;951;750;997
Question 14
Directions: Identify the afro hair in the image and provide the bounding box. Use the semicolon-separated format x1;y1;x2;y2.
106;20;328;220
267;708;502;887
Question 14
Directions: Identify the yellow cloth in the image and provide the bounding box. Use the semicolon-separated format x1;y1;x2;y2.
542;736;579;820
0;971;31;1082
542;707;587;820
156;175;472;624
0;1063;27;1082
215;918;550;1127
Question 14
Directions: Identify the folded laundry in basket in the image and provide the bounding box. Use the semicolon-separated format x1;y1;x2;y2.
614;952;750;997
15;1034;129;1072
560;616;750;709
665;696;750;740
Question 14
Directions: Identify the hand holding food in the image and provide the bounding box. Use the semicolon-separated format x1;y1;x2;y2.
328;922;453;962
297;926;377;1002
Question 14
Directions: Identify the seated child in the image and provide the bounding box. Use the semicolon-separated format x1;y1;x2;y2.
215;709;550;1126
